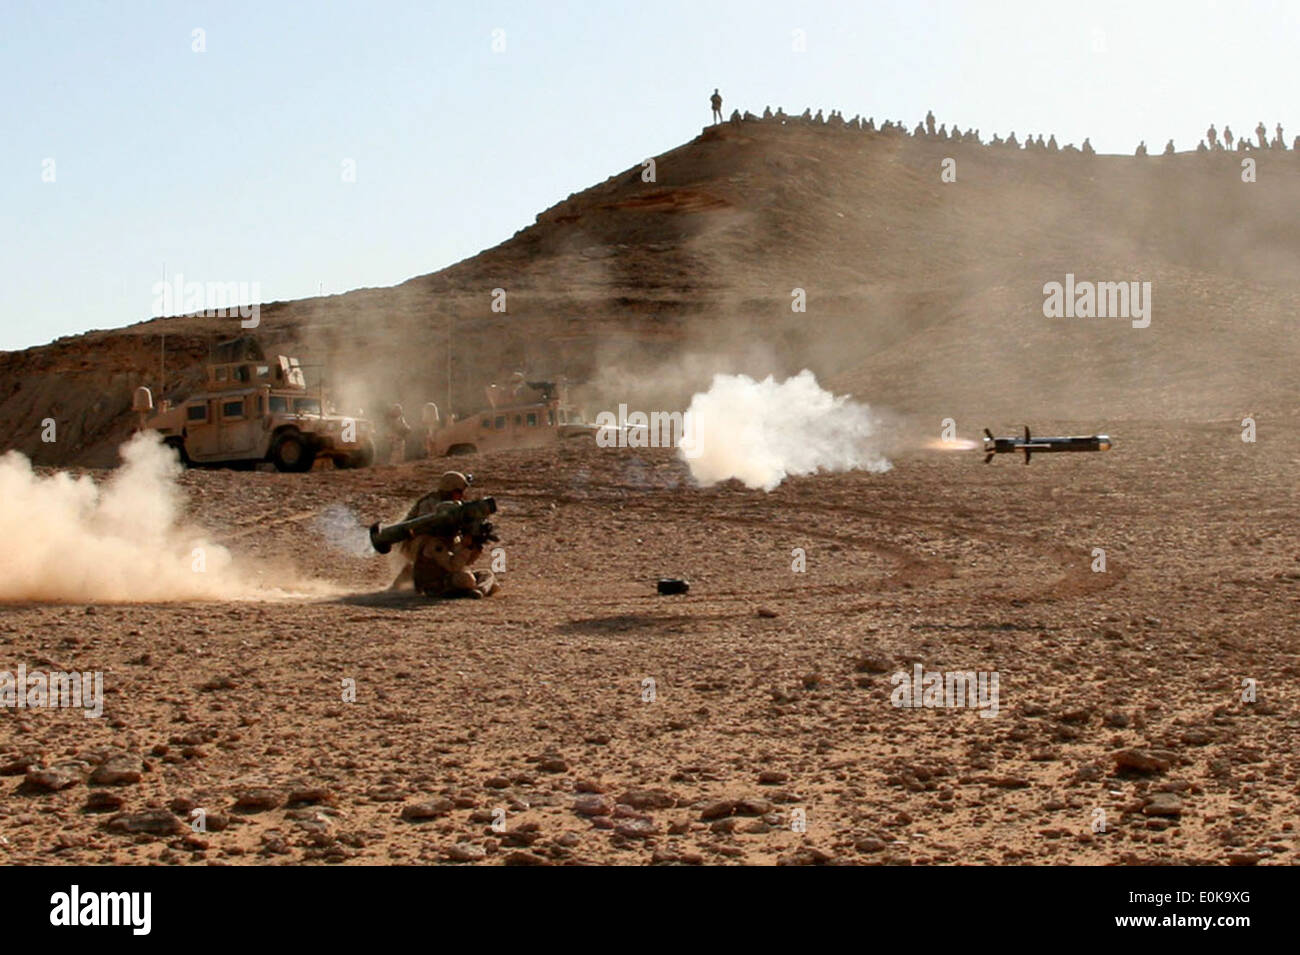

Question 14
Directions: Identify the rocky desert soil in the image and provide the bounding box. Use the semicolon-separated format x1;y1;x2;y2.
2;419;1296;865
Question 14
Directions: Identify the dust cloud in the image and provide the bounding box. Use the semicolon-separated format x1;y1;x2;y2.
680;369;892;491
0;432;257;602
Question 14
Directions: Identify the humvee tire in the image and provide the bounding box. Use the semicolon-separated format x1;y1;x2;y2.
270;429;316;473
163;436;191;467
335;437;375;470
446;443;477;456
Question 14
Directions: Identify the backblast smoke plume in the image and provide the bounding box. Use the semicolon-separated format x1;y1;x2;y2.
680;369;892;491
0;432;247;602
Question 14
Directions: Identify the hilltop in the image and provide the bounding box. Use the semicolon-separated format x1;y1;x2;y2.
5;114;1300;467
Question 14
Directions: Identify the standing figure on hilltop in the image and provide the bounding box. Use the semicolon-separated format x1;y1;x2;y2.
1006;131;1019;148
937;123;948;141
1223;125;1233;149
710;88;723;124
1206;124;1217;147
814;108;824;123
1275;123;1285;149
762;105;773;120
1256;121;1267;148
925;109;936;136
1081;137;1095;156
1163;139;1175;155
1047;134;1058;152
800;107;813;123
1135;140;1147;156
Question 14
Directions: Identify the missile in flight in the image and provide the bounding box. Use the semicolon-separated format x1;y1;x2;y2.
983;426;1112;464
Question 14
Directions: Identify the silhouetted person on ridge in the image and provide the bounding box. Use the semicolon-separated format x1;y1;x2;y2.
762;105;773;120
1206;124;1217;147
1006;131;1019;148
1197;140;1208;153
710;89;723;124
1036;133;1046;148
800;107;812;123
1275;123;1285;148
1135;140;1147;156
864;116;875;131
1081;137;1095;156
1163;139;1175;155
1223;125;1233;148
1047;133;1058;151
925;110;936;136
1256;121;1267;148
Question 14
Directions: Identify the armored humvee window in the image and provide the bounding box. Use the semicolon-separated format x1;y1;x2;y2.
222;400;244;419
256;365;270;378
294;398;321;415
481;417;490;429
269;396;289;413
527;413;537;427
494;416;505;430
187;403;207;422
235;366;250;382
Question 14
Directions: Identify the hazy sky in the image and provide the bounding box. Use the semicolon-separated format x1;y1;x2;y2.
4;0;1297;351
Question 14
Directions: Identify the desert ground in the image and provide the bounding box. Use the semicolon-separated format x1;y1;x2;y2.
2;417;1296;866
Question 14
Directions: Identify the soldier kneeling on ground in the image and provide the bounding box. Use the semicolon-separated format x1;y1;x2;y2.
389;471;499;598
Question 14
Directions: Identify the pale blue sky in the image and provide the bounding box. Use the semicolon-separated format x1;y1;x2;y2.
3;0;1296;350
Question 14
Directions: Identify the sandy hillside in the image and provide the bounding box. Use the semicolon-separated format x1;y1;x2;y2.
4;119;1300;466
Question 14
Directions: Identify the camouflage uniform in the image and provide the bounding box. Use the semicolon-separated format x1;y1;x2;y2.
390;471;498;598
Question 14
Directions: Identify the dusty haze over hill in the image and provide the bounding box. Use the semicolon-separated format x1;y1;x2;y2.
4;117;1298;467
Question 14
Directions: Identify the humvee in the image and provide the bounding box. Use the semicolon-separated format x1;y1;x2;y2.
424;374;598;457
134;338;375;471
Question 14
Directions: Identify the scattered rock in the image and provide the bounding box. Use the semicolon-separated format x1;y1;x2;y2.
618;789;675;810
233;788;282;812
1142;793;1184;817
400;798;455;821
1115;748;1174;775
105;810;185;836
700;799;736;820
446;843;486;862
90;755;142;786
573;794;615;817
22;767;80;792
777;846;835;866
757;770;789;785
83;790;125;812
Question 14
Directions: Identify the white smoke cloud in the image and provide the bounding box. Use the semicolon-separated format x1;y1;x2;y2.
679;370;892;490
314;504;374;558
0;432;252;602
